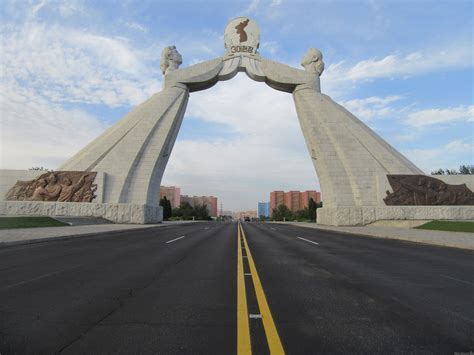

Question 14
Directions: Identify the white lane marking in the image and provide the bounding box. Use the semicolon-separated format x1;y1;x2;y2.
244;273;252;276
270;227;276;231
440;274;474;286
166;236;185;244
3;264;84;290
243;255;248;258
297;237;319;245
204;227;210;230
249;314;262;319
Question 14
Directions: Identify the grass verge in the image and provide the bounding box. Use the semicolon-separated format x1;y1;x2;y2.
0;217;69;229
415;220;474;233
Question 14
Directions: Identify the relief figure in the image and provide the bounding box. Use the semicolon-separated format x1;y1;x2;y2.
384;175;474;206
6;171;97;203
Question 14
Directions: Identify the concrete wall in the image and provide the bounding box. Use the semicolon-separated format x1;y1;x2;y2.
0;201;162;224
318;206;474;226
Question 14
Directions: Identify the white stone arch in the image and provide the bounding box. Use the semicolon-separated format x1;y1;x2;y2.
60;51;423;225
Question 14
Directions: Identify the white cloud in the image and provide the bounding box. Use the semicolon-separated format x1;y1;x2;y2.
56;0;85;17
25;0;85;18
340;95;402;122
402;139;473;174
1;22;161;107
324;44;472;86
31;0;47;17
124;21;148;34
187;74;298;136
244;0;260;13
405;105;474;127
261;41;279;57
162;75;320;210
0;83;107;169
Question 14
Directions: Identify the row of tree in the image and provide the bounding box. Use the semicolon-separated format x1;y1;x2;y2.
270;198;322;222
159;197;212;220
431;165;473;175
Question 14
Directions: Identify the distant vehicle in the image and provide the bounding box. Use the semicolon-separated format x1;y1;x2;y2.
244;216;250;222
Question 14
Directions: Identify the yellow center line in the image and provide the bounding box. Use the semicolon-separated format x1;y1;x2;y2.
240;223;285;355
237;222;252;354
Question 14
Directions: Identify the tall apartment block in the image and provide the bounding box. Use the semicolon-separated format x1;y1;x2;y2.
270;191;285;213
270;190;321;215
159;186;181;209
258;202;270;218
181;195;218;217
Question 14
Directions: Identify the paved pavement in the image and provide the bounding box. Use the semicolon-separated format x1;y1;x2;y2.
0;221;472;354
274;221;474;250
0;221;199;247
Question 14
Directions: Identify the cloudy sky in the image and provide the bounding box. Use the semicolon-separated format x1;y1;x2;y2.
1;0;472;211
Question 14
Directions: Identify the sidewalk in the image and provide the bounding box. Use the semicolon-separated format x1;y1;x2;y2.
0;221;198;247
272;222;474;250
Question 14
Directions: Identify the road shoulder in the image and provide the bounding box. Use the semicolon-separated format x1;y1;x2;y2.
271;221;474;250
0;221;200;248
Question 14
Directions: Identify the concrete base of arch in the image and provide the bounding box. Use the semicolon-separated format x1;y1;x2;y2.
0;201;163;224
317;206;474;226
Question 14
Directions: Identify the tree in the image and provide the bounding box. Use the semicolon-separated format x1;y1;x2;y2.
171;202;211;220
28;166;52;171
459;164;474;174
431;165;473;175
431;168;445;175
308;197;317;221
271;204;293;221
159;196;172;220
194;203;211;220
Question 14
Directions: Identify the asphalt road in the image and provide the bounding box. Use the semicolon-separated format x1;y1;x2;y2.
0;221;472;354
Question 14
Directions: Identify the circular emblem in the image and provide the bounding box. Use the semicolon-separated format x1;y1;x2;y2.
224;17;260;55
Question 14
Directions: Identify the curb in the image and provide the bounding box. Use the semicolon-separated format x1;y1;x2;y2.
0;222;202;249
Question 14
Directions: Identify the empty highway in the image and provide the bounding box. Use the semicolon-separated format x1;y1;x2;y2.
0;221;472;354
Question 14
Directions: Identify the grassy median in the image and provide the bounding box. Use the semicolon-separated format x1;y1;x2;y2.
415;221;474;233
0;217;69;229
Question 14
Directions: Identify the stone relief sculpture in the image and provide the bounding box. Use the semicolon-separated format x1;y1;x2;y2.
160;45;183;75
6;171;97;203
301;48;325;76
384;175;474;206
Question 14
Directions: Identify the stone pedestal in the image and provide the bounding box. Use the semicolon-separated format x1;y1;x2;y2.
0;201;162;224
317;206;474;226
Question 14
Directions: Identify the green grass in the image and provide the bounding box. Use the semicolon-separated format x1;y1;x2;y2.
415;221;474;233
0;217;69;229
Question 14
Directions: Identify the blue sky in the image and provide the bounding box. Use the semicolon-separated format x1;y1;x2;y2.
1;0;473;211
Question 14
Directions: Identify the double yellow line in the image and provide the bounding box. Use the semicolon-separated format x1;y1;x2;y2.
237;222;285;354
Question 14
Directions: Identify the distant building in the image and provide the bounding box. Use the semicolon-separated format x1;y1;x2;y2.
284;191;301;212
258;202;270;218
159;186;181;208
234;211;258;220
181;195;218;217
270;190;321;216
300;190;321;209
270;191;285;213
221;210;234;217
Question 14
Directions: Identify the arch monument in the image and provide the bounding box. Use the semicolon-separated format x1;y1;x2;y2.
2;18;473;225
